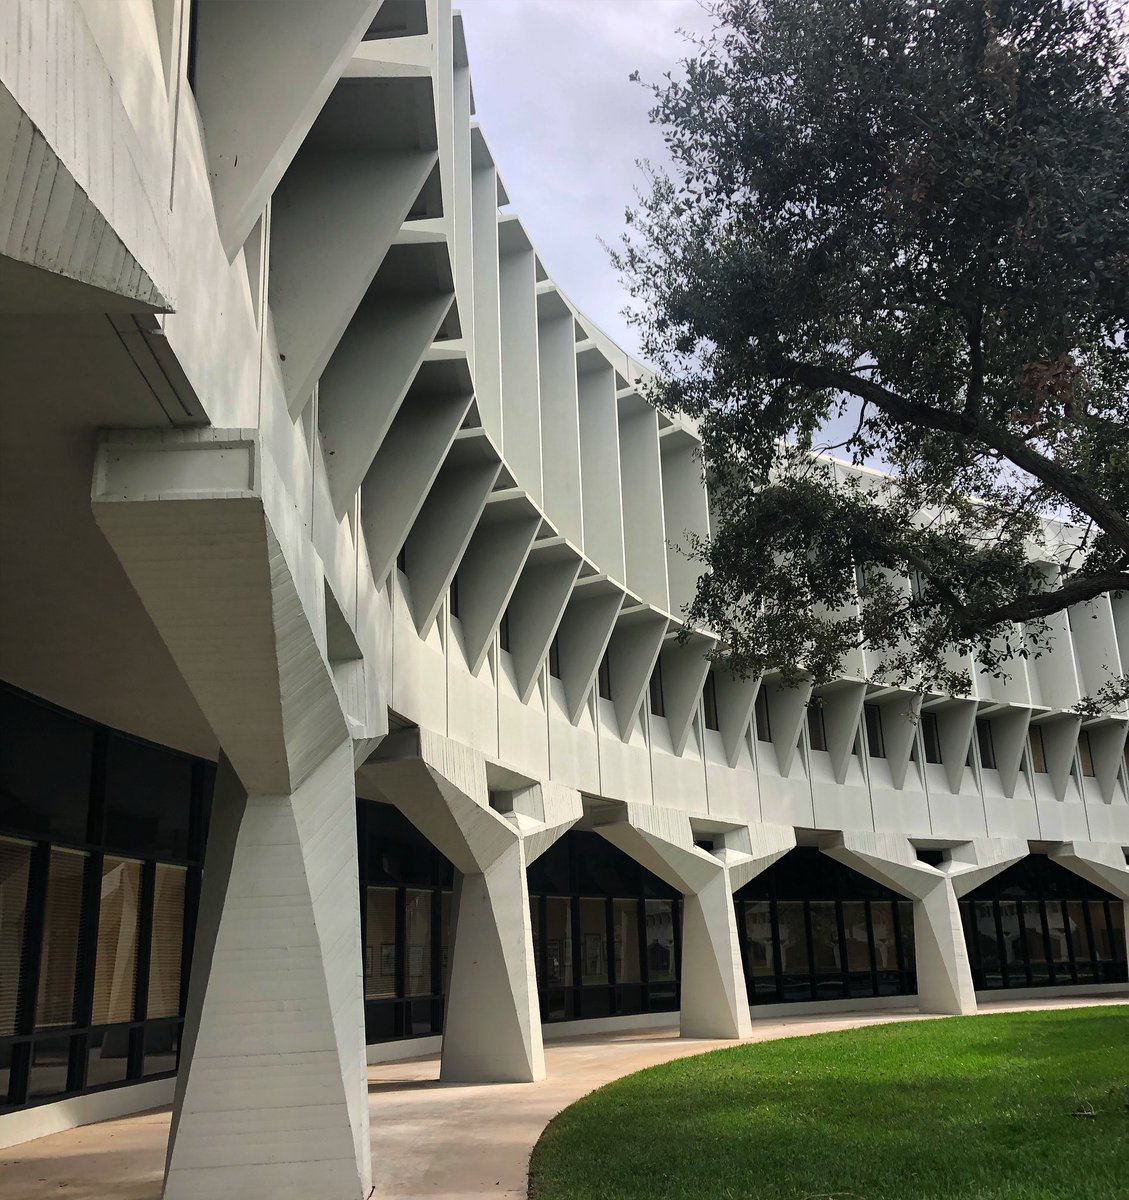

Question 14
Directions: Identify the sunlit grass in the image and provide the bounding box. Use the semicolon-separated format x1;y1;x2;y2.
529;1006;1129;1200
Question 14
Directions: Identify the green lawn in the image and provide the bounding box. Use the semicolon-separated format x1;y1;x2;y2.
528;1007;1129;1200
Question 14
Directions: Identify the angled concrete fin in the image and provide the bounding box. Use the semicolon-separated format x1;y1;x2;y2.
764;676;813;776
360;388;473;584
1051;842;1129;900
883;692;922;790
938;699;978;795
659;635;713;758
1090;720;1129;801
992;706;1032;799
821;682;867;784
320;288;453;515
607;612;669;740
714;670;760;769
458;508;541;675
557;585;625;725
406;460;501;633
1041;715;1082;802
508;552;583;704
271;143;437;411
194;0;386;257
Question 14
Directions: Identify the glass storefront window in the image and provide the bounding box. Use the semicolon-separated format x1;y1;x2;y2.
579;898;608;986
36;848;86;1029
870;902;898;971
28;1036;74;1100
643;899;675;982
775;900;810;1000
92;857;142;1026
147;864;185;1019
365;887;397;1000
85;1027;131;1088
612;899;640;985
545;897;573;986
0;839;32;1036
743;901;774;981
404;889;432;997
841;901;871;975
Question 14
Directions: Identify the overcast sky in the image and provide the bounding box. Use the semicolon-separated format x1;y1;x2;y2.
457;0;715;362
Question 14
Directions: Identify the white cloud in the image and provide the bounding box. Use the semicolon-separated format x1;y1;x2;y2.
457;0;715;359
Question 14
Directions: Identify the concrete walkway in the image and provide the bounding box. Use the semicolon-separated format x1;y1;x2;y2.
1;995;1125;1200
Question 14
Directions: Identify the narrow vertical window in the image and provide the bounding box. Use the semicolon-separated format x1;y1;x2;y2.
754;687;771;742
921;712;942;765
36;848;87;1029
548;633;561;679
146;864;186;1020
498;608;510;653
1078;730;1095;778
648;659;665;717
0;838;32;1036
702;671;720;731
92;857;143;1026
864;704;885;758
448;573;460;620
1028;726;1048;773
807;704;827;753
976;718;996;770
597;651;612;701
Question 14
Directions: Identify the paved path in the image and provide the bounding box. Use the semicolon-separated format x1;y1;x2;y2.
2;995;1125;1199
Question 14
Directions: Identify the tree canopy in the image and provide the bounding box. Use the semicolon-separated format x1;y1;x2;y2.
617;0;1129;706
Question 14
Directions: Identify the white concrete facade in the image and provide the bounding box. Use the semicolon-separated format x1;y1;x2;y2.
1;0;1128;1193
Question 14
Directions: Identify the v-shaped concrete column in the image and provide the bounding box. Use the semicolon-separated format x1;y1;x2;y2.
595;807;795;1039
358;729;582;1081
93;429;383;1199
826;833;1028;1014
166;744;369;1199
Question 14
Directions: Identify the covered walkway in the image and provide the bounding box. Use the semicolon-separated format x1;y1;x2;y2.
1;995;1125;1200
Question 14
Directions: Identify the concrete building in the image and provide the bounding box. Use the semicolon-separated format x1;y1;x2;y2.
0;0;1126;1194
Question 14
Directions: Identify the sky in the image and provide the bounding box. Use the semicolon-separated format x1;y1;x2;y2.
457;0;716;363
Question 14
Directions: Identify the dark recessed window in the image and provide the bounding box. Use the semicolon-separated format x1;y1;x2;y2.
807;704;827;753
917;848;945;867
976;718;996;770
1078;730;1095;778
648;659;665;718
597;651;612;702
864;703;885;759
703;672;720;732
1029;725;1048;774
548;633;561;680
396;545;407;574
105;735;193;861
448;574;460;620
498;608;510;653
921;712;942;765
754;688;771;743
0;689;93;843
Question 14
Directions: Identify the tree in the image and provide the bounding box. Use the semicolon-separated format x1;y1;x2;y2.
617;0;1129;706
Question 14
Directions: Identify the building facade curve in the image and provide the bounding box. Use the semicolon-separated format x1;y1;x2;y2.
0;0;1127;1192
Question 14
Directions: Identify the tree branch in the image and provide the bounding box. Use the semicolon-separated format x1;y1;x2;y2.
781;360;1129;554
964;571;1129;628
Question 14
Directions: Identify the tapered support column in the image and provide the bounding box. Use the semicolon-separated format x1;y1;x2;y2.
358;729;582;1081
442;838;541;1080
826;833;1028;1015
596;807;794;1039
166;744;369;1199
93;429;385;1198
